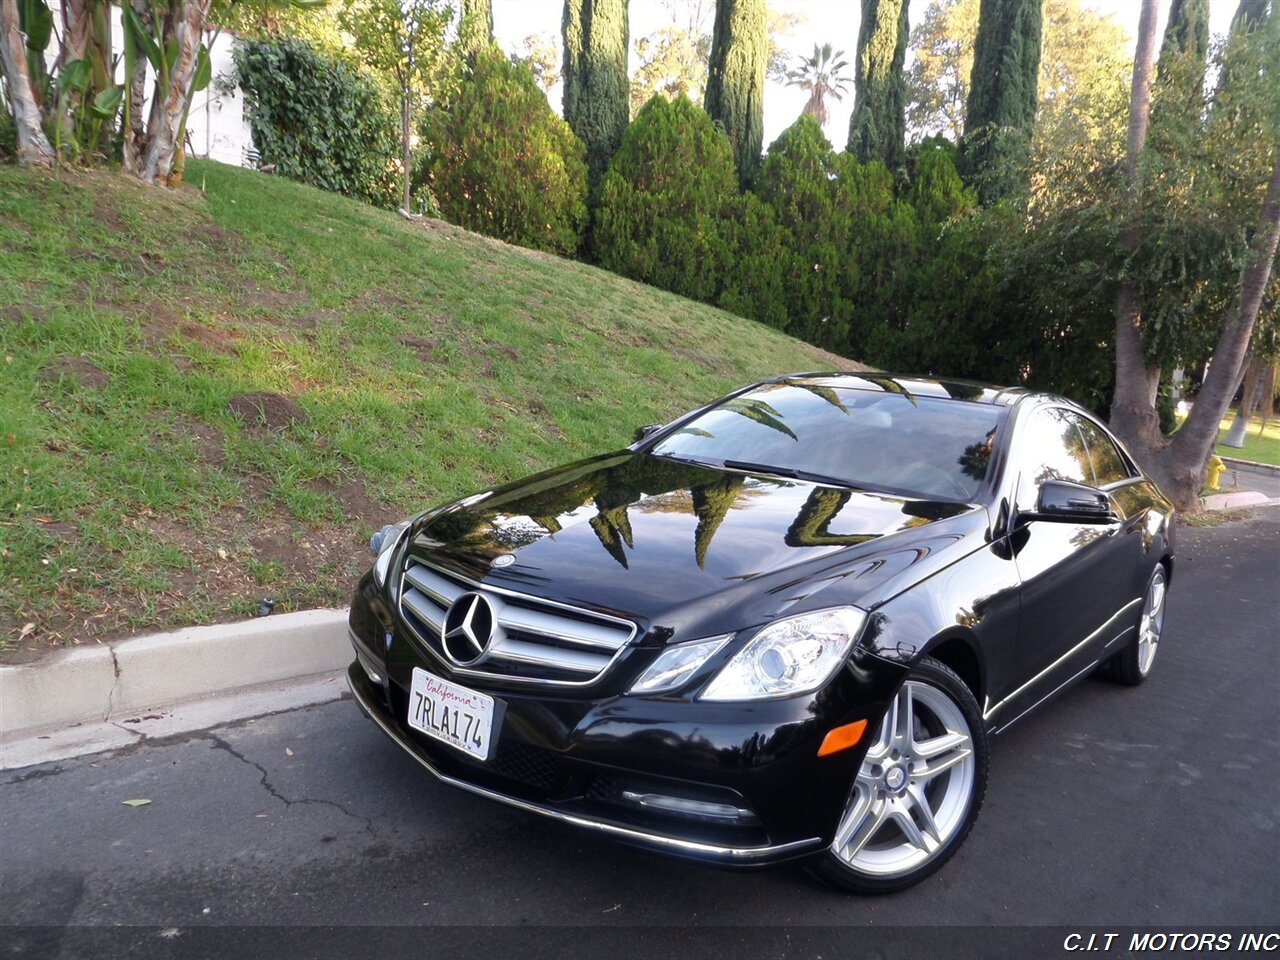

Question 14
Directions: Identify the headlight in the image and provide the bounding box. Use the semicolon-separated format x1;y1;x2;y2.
700;607;867;701
630;635;731;695
370;519;414;588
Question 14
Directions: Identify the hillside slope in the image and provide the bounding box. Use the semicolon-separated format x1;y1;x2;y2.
0;159;863;657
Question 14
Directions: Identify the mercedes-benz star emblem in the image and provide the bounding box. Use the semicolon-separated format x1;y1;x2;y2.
441;592;497;666
490;554;516;569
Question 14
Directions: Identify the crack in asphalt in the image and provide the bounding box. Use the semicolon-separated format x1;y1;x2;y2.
201;732;379;838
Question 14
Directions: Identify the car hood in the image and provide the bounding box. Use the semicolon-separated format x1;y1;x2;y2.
410;452;988;640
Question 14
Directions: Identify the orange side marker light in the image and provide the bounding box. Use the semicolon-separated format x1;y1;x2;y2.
817;719;868;757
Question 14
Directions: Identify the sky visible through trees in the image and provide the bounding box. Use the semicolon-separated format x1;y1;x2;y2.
490;0;1238;148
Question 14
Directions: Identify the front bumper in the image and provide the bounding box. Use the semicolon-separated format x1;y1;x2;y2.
347;575;908;866
348;662;826;864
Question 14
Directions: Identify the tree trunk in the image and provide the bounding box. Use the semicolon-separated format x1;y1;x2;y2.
139;0;211;185
61;0;90;66
1260;364;1277;431
0;0;54;165
1222;355;1262;448
1108;0;1161;464
1157;157;1280;507
401;91;412;211
122;0;150;176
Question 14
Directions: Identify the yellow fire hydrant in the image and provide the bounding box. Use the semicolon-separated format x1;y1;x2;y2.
1206;455;1226;491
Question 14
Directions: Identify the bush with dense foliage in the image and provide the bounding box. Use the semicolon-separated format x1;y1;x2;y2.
232;39;401;208
748;116;855;349
593;96;739;302
424;49;588;256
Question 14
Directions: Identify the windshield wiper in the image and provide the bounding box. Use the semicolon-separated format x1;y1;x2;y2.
719;459;853;488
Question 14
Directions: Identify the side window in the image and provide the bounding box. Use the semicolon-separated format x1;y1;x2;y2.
1014;406;1093;508
1075;417;1133;486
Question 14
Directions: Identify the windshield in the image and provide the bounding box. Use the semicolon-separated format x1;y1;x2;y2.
650;381;1006;502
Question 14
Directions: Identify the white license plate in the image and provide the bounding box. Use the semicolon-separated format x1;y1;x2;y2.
406;668;495;761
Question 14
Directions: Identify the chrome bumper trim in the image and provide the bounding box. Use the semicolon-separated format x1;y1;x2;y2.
346;667;823;865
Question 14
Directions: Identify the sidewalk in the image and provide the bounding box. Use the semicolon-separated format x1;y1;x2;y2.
1202;457;1280;511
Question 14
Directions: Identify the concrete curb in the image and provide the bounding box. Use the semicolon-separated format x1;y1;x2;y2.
0;608;350;737
1219;455;1280;477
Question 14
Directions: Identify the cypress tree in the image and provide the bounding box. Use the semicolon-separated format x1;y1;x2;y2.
562;0;630;190
1153;0;1210;131
704;0;767;187
458;0;494;56
847;0;909;171
1159;0;1210;70
960;0;1044;206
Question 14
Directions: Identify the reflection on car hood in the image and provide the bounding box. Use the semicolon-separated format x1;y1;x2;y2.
411;452;987;638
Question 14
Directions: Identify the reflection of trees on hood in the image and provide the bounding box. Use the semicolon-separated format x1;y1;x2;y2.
785;488;879;547
692;475;745;568
590;503;635;568
422;455;728;566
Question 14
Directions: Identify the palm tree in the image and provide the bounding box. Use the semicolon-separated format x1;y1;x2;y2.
785;43;851;127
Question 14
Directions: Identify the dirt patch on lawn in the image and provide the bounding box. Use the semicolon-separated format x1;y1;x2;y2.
228;392;308;432
177;321;243;355
236;280;309;319
305;476;400;529
398;334;437;362
37;356;110;389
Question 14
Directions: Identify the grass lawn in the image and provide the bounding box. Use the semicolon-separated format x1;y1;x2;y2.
0;160;863;658
1214;415;1280;467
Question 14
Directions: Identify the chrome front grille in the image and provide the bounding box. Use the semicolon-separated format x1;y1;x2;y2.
397;558;637;686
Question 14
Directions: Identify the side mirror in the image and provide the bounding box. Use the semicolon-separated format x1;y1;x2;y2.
1032;479;1117;523
633;423;663;443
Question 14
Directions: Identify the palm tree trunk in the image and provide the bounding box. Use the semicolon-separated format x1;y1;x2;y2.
122;0;150;176
0;0;54;165
139;0;211;184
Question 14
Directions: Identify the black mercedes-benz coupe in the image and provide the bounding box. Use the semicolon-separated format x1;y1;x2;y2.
346;373;1174;892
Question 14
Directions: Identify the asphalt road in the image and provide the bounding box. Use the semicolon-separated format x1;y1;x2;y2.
2;515;1278;959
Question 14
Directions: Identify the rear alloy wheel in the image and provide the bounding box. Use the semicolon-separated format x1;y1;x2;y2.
1101;564;1167;686
813;657;988;894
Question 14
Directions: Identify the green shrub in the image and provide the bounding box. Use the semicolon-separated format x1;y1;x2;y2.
593;95;738;302
232;38;400;208
719;192;793;331
424;49;587;256
751;116;854;350
0;108;16;163
835;154;922;355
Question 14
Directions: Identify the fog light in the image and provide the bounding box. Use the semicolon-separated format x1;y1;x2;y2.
354;647;384;685
620;791;756;823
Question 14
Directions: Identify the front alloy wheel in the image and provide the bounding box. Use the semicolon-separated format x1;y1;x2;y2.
1101;563;1168;686
813;657;988;893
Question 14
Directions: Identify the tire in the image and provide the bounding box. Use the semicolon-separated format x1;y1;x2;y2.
811;656;988;894
1099;563;1168;686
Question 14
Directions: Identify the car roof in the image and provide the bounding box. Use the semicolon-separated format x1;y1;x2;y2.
768;372;1035;407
